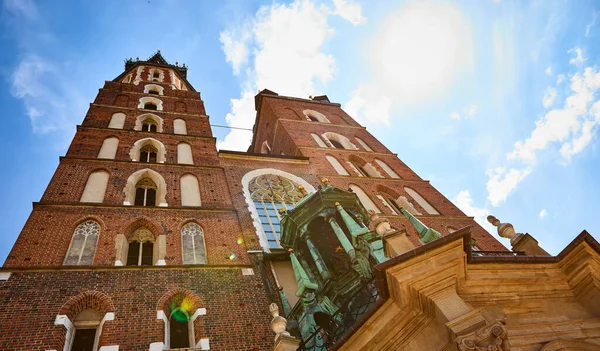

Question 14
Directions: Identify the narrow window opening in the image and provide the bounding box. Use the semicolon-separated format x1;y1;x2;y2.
330;140;344;149
134;178;157;206
148;90;159;95
127;228;155;266
153;72;160;78
71;328;96;351
169;311;190;348
139;145;158;163
308;115;319;122
144;102;157;110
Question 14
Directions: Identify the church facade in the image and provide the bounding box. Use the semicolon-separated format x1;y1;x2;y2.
0;52;598;351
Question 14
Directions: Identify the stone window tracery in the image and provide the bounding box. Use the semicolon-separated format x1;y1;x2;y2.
64;220;100;266
182;223;207;264
249;174;305;248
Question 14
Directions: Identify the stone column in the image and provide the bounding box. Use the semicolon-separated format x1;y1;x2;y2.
305;237;331;282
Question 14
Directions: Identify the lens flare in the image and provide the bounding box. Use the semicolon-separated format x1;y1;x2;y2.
228;253;237;260
237;238;243;245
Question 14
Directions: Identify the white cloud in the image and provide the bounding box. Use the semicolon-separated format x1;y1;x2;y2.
539;209;548;218
10;55;87;135
332;0;365;25
585;11;597;37
545;66;552;75
449;104;477;120
568;47;586;64
219;29;251;75
344;85;391;126
542;87;557;108
486;167;532;206
453;190;495;233
508;67;600;162
218;0;349;150
557;74;565;84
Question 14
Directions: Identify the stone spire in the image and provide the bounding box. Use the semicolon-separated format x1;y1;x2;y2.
398;206;442;243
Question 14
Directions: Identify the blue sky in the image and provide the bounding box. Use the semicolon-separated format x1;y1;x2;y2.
1;0;599;262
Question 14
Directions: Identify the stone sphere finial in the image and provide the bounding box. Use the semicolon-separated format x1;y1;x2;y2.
269;303;279;317
487;214;521;245
269;303;290;340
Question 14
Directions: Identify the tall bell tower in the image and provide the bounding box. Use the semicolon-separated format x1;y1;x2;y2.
0;52;274;351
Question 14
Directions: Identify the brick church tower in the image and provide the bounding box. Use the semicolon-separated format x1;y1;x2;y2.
8;52;595;351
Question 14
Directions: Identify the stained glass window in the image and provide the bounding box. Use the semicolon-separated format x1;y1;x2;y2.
249;174;305;248
64;220;100;265
181;223;207;264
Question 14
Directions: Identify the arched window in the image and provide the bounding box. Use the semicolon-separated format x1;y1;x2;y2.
80;170;109;203
303;109;330;123
355;137;373;152
71;309;103;350
157;290;205;349
347;156;383;178
376;194;401;215
123;169;168;207
173;119;187;135
138;97;163;111
311;133;328;148
181;222;207;264
180;174;201;206
142;118;158;132
108;112;125;129
348;161;367;177
135;178;157;206
325;155;349;175
322;132;358;150
129;138;167;163
144;84;164;96
140;144;158;163
404;187;439;215
64;220;100;265
330;139;344;149
177;143;193;164
98;137;119;159
54;291;115;351
349;184;381;213
249;174;306;248
375;159;400;178
170;309;190;348
126;227;154;266
135;113;163;133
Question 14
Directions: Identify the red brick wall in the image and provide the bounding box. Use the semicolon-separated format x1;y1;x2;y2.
0;268;273;351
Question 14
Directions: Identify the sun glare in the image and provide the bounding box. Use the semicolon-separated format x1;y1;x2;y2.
371;1;473;103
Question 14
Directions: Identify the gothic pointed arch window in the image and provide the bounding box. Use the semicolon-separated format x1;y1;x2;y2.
142;118;158;132
64;220;100;265
135;178;157;207
140;144;158;163
249;174;306;248
126;227;154;266
169;308;190;348
181;222;207;264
